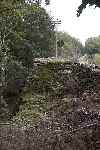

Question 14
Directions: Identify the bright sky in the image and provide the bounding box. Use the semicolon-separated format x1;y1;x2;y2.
44;0;100;45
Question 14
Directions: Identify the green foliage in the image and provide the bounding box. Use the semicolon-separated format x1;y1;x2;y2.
82;36;100;64
21;4;55;58
77;0;100;17
84;36;100;55
0;58;27;119
12;94;47;126
5;58;27;82
56;31;83;59
0;0;50;12
0;0;54;121
32;61;96;97
12;61;99;127
71;63;96;92
32;63;57;95
94;53;100;65
0;3;55;66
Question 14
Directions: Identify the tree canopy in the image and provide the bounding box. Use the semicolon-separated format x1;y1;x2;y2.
0;0;55;119
77;0;100;16
84;36;100;55
56;31;83;60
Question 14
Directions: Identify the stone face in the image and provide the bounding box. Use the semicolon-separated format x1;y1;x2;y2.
32;61;100;97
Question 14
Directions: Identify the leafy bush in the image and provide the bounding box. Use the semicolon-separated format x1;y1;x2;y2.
12;94;48;126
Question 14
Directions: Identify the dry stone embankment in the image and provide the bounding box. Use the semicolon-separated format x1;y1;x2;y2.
0;61;100;150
